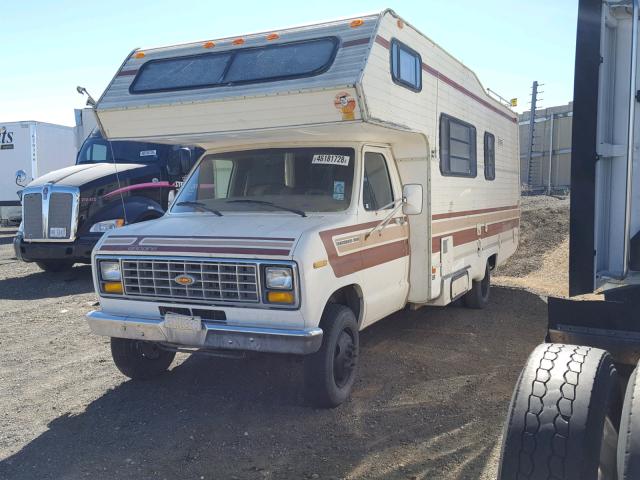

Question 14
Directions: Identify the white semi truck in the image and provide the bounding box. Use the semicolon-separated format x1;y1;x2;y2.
0;121;76;225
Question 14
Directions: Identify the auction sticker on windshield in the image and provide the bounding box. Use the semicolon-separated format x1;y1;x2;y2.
312;154;350;166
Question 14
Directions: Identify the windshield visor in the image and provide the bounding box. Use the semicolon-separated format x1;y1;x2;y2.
172;147;355;214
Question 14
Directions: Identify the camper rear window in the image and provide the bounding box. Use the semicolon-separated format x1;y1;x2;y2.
484;132;496;180
390;39;422;92
439;114;477;178
130;37;339;94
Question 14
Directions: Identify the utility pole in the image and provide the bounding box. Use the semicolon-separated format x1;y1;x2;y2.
526;81;544;190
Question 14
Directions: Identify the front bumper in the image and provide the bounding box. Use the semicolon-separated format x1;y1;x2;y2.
15;233;101;264
86;310;323;355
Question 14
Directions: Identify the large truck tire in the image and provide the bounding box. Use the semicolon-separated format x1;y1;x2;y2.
498;343;620;480
618;365;640;479
304;304;359;408
110;338;176;380
36;260;74;272
462;262;490;309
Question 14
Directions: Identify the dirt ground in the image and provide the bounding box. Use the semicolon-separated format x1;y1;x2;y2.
0;200;567;480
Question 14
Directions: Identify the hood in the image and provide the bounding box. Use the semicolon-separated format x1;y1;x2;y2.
29;163;150;187
96;213;343;259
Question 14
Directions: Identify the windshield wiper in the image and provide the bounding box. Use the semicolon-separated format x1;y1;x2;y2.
226;199;306;217
176;201;223;217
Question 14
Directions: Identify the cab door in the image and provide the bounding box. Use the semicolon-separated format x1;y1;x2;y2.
358;146;410;328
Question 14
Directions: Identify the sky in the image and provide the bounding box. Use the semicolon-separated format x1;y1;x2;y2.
0;0;578;126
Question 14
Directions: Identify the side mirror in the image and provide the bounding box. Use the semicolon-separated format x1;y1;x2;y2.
15;170;27;187
168;148;194;176
402;184;423;215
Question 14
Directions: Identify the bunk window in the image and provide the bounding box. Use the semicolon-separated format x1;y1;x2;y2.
130;37;339;94
390;39;422;92
484;132;496;180
439;114;477;178
363;152;394;211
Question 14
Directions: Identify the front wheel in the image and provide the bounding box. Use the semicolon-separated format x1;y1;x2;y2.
110;338;176;380
36;260;74;272
304;304;359;408
498;343;620;480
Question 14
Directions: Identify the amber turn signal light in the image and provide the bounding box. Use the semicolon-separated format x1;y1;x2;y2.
267;291;294;304
103;282;123;294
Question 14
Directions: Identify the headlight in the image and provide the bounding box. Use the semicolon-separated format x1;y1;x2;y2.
265;267;293;290
90;219;125;233
99;261;122;282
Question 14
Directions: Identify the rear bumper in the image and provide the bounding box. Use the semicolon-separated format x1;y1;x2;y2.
86;310;323;355
15;233;101;263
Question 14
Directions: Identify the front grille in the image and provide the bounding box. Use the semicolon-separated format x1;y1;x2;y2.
122;259;260;303
23;193;43;240
21;185;78;242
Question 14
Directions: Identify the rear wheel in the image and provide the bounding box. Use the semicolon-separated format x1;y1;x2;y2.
498;343;620;480
110;338;176;380
36;260;74;272
462;262;491;309
304;304;359;408
618;365;640;479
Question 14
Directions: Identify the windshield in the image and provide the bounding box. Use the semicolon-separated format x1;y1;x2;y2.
172;147;355;214
77;133;172;165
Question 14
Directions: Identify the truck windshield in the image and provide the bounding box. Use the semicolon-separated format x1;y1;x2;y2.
172;147;355;214
77;134;171;165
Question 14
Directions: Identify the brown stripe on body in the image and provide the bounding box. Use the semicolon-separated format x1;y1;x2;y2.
343;37;371;48
432;210;520;236
432;218;519;253
320;220;409;277
117;69;138;77
107;235;296;241
432;204;519;221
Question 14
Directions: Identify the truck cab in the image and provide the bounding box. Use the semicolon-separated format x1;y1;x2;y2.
14;129;202;271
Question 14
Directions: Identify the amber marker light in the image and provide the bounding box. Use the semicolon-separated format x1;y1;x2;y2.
103;282;123;294
203;41;215;49
266;33;280;41
134;52;146;59
267;291;295;304
232;38;245;45
350;19;364;28
397;19;405;29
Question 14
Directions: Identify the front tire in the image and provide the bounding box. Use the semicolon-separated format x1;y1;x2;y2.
462;262;491;309
110;338;176;380
304;304;359;408
36;260;74;272
618;365;640;479
498;343;620;480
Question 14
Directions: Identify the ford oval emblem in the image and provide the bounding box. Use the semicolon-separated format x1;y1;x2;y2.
174;274;195;286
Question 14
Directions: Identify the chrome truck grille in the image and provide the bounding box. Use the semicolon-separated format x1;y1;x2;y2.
122;259;260;303
22;184;80;242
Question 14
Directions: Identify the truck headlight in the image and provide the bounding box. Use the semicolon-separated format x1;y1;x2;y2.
100;261;122;282
265;267;293;290
90;219;125;233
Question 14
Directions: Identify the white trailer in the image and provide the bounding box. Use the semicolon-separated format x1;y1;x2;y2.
0;121;76;224
86;9;520;407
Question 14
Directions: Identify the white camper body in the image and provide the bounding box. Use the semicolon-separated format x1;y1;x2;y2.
0;121;76;224
87;10;520;405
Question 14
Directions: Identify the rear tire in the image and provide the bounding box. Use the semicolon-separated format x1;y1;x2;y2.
618;365;640;479
498;343;620;480
304;304;359;408
110;338;176;380
36;260;74;272
462;262;491;309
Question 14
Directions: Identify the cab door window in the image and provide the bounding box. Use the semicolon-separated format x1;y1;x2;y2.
363;152;394;211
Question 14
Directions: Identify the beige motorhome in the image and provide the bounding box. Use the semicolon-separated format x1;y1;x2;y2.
87;9;520;407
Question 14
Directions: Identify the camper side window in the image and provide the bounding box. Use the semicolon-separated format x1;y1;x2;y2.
484;132;496;180
363;152;394;211
390;39;422;92
439;114;477;178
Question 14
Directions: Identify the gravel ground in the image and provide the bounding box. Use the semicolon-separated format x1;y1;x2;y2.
0;208;557;480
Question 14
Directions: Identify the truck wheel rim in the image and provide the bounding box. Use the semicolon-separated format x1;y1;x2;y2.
333;330;356;388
